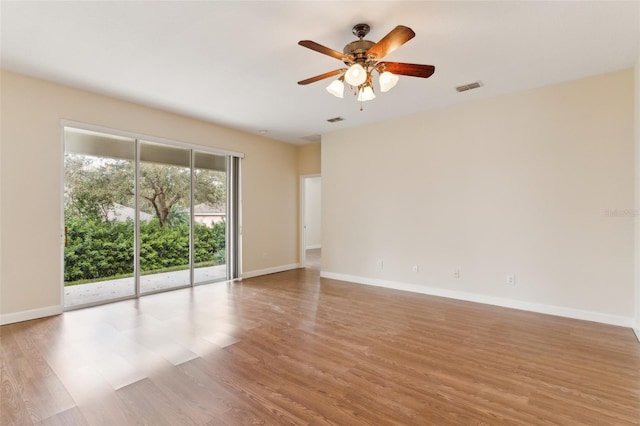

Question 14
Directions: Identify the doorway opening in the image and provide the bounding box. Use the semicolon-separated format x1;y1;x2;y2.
300;175;321;270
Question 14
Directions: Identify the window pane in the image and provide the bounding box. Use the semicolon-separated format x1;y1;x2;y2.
194;151;227;284
63;130;135;307
139;141;191;293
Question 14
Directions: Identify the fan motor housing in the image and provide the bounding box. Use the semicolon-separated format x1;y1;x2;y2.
343;39;375;64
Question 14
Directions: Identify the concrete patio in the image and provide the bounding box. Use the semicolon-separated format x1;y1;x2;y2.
65;264;227;307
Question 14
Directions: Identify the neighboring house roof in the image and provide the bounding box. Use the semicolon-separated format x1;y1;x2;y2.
194;202;226;215
107;203;224;222
108;203;154;222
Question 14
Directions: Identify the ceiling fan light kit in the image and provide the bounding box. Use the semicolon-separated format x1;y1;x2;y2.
344;63;367;86
298;23;435;110
326;78;345;98
357;86;376;102
379;71;399;92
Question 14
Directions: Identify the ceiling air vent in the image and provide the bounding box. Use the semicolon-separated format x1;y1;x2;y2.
455;81;483;93
326;116;345;123
301;134;321;142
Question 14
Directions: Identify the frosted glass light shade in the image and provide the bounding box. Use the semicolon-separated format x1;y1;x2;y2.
345;64;367;86
379;71;399;92
357;86;376;102
326;79;344;98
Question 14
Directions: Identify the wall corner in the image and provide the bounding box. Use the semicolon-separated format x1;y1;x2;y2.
634;54;640;333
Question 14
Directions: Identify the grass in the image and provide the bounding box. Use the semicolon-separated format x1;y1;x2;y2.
64;261;221;286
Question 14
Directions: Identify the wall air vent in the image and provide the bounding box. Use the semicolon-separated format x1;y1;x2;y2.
456;81;483;92
326;117;345;123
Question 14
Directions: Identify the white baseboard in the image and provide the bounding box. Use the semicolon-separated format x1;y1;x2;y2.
305;244;321;250
1;304;63;325
634;328;640;343
241;263;301;279
320;271;634;328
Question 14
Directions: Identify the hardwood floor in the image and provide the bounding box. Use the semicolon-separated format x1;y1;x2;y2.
2;264;639;425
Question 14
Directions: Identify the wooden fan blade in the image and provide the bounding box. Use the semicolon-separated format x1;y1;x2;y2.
378;62;435;78
297;69;345;85
366;25;415;60
298;40;347;61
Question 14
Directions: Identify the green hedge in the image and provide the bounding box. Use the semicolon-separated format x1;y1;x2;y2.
64;216;225;282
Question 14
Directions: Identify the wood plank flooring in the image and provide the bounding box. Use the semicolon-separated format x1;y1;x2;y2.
2;253;639;425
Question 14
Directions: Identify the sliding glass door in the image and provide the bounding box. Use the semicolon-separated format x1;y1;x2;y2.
63;127;239;309
138;141;192;294
63;129;136;307
193;151;228;285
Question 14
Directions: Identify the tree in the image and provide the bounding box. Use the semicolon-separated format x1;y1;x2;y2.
65;154;226;227
138;165;226;228
139;164;190;227
64;154;134;222
64;154;229;283
195;169;226;207
165;204;189;228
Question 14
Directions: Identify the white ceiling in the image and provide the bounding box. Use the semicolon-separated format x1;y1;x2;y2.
1;1;639;145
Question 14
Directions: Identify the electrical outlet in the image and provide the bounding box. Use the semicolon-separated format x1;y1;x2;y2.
412;265;419;273
453;269;460;278
377;260;384;270
506;275;516;285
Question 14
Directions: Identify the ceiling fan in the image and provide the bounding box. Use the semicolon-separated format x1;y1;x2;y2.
297;23;435;108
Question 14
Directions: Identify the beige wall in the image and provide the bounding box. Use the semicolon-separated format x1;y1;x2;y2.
635;57;640;333
322;69;635;325
0;71;298;322
297;142;321;176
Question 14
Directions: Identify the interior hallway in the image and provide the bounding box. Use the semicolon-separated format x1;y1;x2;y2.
305;248;321;271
